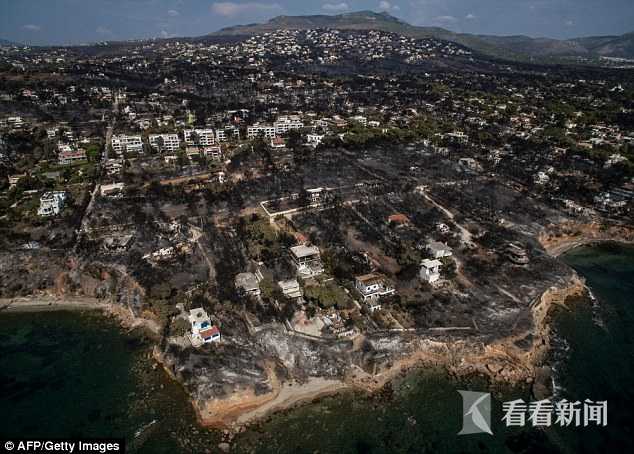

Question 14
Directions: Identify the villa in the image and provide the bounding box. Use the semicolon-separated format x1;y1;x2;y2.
188;308;221;347
354;273;395;303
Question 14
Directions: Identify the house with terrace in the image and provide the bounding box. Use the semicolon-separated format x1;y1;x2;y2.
188;308;221;347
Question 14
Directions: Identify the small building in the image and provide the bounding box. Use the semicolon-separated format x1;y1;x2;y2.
188;308;221;346
37;191;66;217
388;213;409;225
354;273;395;303
420;259;442;284
436;223;450;234
8;174;26;189
58;148;87;165
100;182;125;197
270;137;286;149
278;279;302;299
290;245;324;277
506;243;530;265
202;146;223;161
306;134;324;147
427;241;453;259
235;272;261;297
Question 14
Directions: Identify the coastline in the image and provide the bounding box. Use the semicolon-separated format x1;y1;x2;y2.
2;231;624;432
154;271;586;431
539;221;634;257
0;295;162;335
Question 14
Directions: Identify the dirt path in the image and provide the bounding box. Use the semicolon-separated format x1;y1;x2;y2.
419;187;474;246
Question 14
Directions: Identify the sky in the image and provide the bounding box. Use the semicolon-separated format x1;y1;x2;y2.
1;0;633;45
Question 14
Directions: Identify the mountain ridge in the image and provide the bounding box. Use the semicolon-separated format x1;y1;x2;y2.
210;11;634;61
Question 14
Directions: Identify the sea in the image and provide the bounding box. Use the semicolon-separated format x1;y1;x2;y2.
1;243;632;453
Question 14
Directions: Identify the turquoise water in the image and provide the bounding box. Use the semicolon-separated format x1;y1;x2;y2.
1;243;632;453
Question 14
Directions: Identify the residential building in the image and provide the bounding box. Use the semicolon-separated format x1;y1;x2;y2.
274;116;303;135
271;137;286;148
100;182;125;197
149;133;180;153
111;135;143;154
290;245;324;277
184;128;215;146
278;279;303;299
215;126;240;142
306;134;324;147
188;308;221;346
507;243;530;265
58;148;87;165
354;273;395;303
202;146;223;160
420;259;442;283
427;242;453;259
37;191;66;217
247;123;276;139
235;272;261;297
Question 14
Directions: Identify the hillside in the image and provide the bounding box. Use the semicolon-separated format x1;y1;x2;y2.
211;11;634;61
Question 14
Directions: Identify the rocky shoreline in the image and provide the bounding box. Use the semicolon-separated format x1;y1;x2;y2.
0;274;589;432
1;224;621;433
150;273;587;432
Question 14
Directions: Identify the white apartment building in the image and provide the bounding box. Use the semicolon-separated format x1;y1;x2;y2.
247;124;276;139
184;129;215;146
149;134;181;153
216;126;240;142
274;116;304;135
111;135;143;155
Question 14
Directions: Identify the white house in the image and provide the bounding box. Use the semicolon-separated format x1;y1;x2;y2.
149;134;180;153
278;279;303;299
290;245;324;277
37;191;66;217
188;308;221;346
426;242;453;259
354;273;395;304
184;128;215;146
420;259;442;284
111;135;143;154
